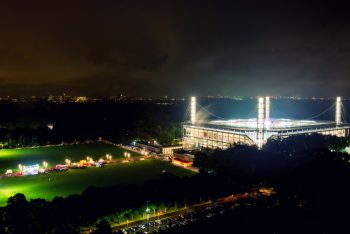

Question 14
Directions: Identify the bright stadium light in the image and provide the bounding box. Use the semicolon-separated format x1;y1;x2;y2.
265;96;270;120
257;97;265;149
265;96;271;129
336;97;342;125
190;96;196;125
257;97;265;128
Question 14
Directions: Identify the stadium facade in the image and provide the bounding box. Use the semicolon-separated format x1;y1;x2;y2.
183;97;350;149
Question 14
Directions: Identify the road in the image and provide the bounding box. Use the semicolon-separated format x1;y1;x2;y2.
81;187;273;234
112;189;271;234
113;201;212;231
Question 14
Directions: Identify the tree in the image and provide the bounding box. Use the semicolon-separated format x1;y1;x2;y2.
5;194;33;234
93;220;112;234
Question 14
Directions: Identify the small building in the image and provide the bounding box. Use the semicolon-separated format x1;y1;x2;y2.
135;141;161;153
162;145;183;155
135;140;183;155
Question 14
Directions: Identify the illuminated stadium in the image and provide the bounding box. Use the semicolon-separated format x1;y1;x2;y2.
183;97;350;149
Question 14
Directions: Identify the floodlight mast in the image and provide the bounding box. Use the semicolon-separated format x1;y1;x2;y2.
265;96;270;129
336;97;342;125
257;97;265;149
265;96;270;122
191;96;196;125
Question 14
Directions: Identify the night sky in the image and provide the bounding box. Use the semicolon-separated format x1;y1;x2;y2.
0;1;350;97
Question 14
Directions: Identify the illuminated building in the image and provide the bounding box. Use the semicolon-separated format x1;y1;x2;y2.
75;96;88;103
183;97;349;149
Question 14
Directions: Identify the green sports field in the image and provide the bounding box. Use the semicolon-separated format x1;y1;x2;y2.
0;143;139;173
0;159;194;206
0;144;195;206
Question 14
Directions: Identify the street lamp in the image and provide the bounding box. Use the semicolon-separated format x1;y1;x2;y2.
146;206;150;220
43;161;48;169
106;154;112;160
65;158;71;165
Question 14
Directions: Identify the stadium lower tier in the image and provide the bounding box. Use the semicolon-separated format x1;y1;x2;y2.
183;120;349;149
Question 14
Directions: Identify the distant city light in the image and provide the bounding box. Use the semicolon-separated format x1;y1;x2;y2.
47;124;54;130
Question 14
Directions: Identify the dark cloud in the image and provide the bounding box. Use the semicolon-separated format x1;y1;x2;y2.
0;0;350;96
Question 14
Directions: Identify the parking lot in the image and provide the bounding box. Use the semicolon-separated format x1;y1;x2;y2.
114;190;271;234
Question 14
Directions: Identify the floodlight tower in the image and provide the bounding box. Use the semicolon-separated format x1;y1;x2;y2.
257;97;265;149
190;96;196;125
336;97;342;125
265;96;270;129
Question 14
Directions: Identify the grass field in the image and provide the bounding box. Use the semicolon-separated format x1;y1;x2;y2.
0;143;140;172
0;159;195;206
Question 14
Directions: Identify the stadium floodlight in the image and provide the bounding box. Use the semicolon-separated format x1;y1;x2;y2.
190;96;196;124
265;96;270;121
257;97;265;149
265;96;271;129
336;97;342;125
257;97;264;129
